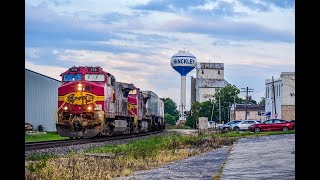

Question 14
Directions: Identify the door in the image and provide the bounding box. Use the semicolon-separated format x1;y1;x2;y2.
261;119;273;131
273;119;284;131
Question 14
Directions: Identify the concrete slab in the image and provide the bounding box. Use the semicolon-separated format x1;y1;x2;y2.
115;146;230;180
221;134;295;180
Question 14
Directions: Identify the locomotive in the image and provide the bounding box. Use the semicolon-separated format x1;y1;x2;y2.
55;66;164;138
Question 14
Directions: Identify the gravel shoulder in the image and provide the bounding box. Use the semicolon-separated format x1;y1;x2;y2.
221;134;295;180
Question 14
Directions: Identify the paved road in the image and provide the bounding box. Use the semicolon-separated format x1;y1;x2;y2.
221;134;295;180
115;146;230;180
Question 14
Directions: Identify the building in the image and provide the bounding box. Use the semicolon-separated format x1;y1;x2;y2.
191;63;228;105
265;72;295;121
230;104;265;120
25;69;61;131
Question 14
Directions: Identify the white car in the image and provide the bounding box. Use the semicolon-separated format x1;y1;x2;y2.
230;120;260;131
220;120;242;130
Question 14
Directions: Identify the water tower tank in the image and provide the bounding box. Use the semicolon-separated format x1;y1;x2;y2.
171;51;197;76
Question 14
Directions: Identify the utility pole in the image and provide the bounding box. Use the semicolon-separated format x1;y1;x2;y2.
210;100;214;122
219;95;221;123
272;76;277;118
241;87;254;120
193;102;197;129
233;96;236;120
210;100;215;128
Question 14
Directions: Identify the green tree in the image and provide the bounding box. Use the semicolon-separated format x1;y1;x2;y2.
258;97;265;105
160;97;179;121
214;84;241;122
164;113;176;125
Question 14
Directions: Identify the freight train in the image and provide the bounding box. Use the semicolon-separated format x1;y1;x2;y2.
55;66;165;138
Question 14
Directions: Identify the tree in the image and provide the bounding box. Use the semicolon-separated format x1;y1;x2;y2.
214;84;241;121
258;97;265;105
160;97;179;121
164;113;176;125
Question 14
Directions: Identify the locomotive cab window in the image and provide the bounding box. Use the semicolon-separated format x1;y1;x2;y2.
85;74;105;81
63;74;82;82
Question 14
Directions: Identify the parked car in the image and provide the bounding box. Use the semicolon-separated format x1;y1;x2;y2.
230;120;260;131
208;121;224;129
249;119;295;133
220;120;242;130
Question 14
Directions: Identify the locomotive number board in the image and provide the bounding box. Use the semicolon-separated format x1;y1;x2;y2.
88;67;99;72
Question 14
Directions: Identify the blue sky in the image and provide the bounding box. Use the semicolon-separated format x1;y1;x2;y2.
25;0;295;109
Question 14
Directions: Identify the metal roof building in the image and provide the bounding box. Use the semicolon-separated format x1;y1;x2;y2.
25;69;61;132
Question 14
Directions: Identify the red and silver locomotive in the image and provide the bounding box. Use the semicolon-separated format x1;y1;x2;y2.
56;66;164;138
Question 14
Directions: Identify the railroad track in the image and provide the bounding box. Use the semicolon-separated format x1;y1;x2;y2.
25;131;163;151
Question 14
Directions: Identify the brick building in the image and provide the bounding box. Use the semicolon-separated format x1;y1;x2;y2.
230;104;265;121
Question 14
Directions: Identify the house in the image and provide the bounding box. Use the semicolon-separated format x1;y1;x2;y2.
230;104;265;121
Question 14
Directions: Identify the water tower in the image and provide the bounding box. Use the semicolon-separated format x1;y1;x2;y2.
171;49;197;125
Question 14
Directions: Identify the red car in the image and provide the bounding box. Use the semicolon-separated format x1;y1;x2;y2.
249;119;295;133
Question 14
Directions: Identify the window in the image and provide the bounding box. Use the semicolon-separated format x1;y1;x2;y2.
278;84;281;97
202;70;204;74
248;121;255;124
264;120;273;124
266;87;267;98
218;70;220;75
273;119;282;123
276;85;278;97
63;74;82;82
85;74;105;81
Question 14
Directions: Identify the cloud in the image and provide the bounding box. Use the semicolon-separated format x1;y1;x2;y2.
25;0;295;109
161;18;294;42
25;48;40;59
25;61;67;80
133;0;207;12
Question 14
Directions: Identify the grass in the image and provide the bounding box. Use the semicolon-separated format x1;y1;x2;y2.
25;130;295;179
28;153;59;161
165;125;192;129
25;134;236;179
217;130;295;138
25;132;69;142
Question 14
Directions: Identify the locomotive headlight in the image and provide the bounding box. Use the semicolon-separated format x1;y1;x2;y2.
63;106;68;110
87;106;92;111
77;84;82;91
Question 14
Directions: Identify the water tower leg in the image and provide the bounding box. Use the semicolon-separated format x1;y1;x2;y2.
177;76;186;125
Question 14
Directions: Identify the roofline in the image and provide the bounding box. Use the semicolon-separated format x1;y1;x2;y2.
25;68;61;82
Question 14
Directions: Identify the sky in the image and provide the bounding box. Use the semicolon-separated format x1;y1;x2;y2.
25;0;295;109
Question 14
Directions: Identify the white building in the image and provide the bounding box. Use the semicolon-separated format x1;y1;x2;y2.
265;72;295;121
191;63;228;104
25;69;61;131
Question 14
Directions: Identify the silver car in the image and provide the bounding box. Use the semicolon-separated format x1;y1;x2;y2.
230;120;260;131
220;120;242;130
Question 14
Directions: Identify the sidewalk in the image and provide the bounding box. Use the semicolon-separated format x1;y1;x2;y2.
221;134;295;179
